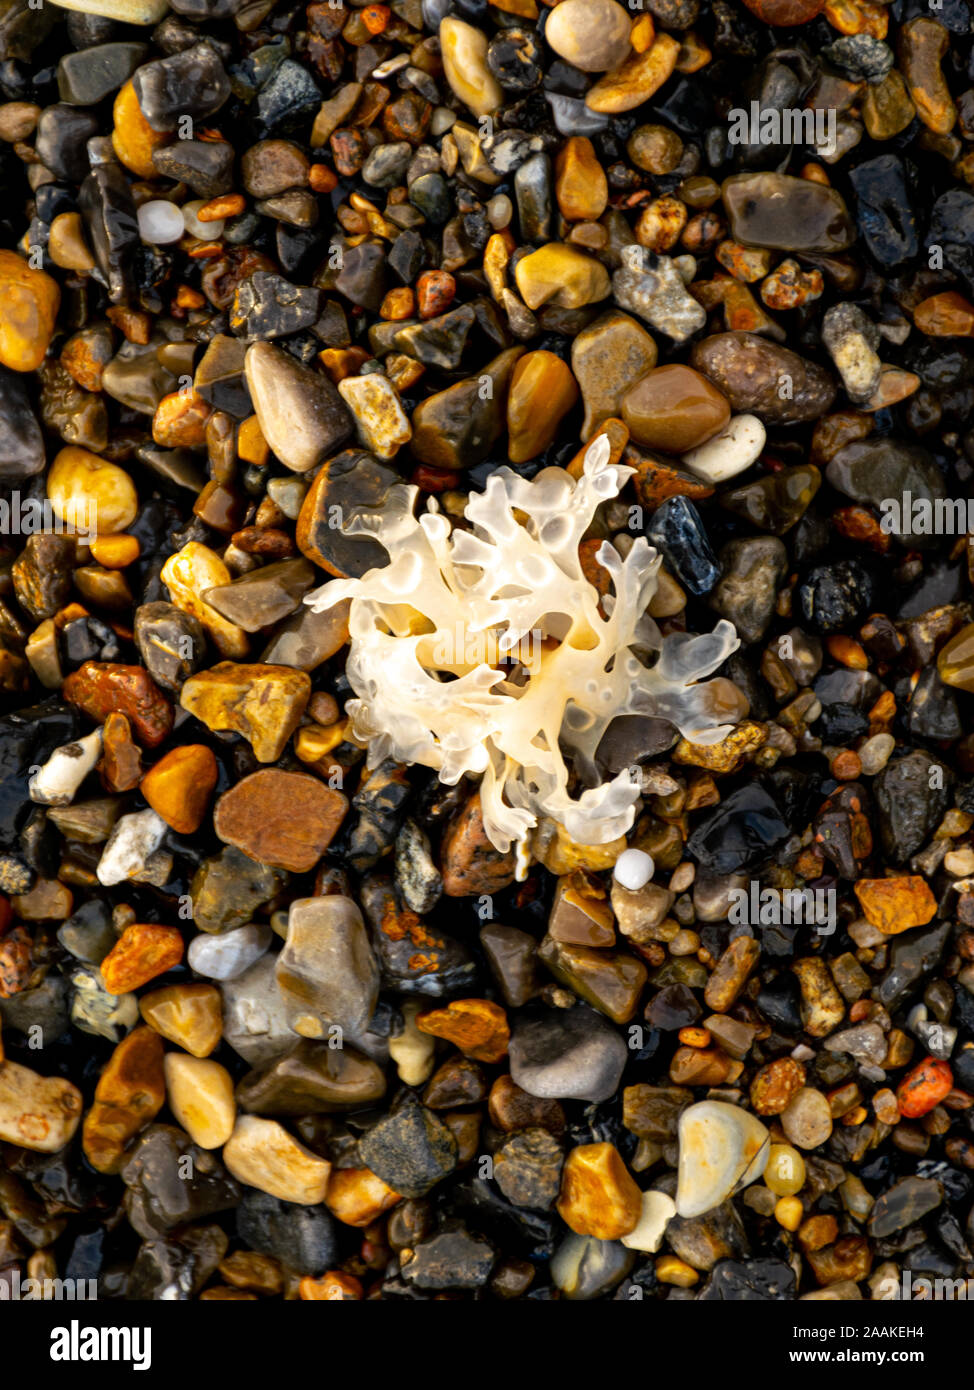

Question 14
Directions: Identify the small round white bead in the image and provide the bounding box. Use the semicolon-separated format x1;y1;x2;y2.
136;199;186;245
613;847;654;891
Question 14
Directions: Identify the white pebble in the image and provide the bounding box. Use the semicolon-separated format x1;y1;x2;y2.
487;194;512;229
96;808;167;886
182;200;223;241
188;924;272;981
430;106;457;136
621;1190;676;1252
858;731;895;776
613;848;654;891
29;728;102;806
137;199;186;245
682;414;766;484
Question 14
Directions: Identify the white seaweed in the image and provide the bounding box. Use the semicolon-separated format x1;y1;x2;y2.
305;434;741;863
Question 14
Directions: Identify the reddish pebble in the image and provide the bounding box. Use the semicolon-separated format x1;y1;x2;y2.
416;270;455;320
897;1056;953;1118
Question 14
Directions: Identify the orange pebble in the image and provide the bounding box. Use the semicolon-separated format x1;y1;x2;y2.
800;163;829;185
175;285;206;310
237;415;269;466
380;286;415;321
678;1026;712;1047
360;3;389;33
299;1272;363;1300
630;12;655;51
100;924;184;994
309;164;338;194
197;193;245;222
140;744;218;835
897;1057;953;1119
90;534;140;569
825;635;868;669
416;269;456;320
318;346;370;383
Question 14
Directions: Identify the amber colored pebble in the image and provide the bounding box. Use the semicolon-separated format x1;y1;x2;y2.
853;876;937;934
622;364;730;454
198;194;245;222
750;1057;807;1115
0;926;31;998
139;982;223;1059
218;1251;283;1295
63;661;173;748
415;270;456;320
631;13;656;51
140;744;218;835
556;1141;642;1240
325;1167;401;1227
897;1057;953;1119
97;710;142;793
507;349;579;464
299;1272;363;1300
213;767;346;872
237;415;269;466
309;164;338;193
81;1026;166;1174
379;287;414;320
488;1075;565;1135
100;923;184;994
416;999;510;1063
913;290;974;337
0;249;60;373
90;534;140;569
112;80;170;179
199;1288;258;1301
318;346;370;383
899;17;956;135
555;136;609;222
152;389;212;449
175;285;205;311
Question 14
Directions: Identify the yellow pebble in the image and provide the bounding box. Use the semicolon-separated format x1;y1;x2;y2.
90;533;140;569
294;721;348;762
775;1195;804;1231
47;445;138;535
655;1255;699;1287
237;415;269;466
764;1142;806;1196
112;80;170;179
0;248;60;372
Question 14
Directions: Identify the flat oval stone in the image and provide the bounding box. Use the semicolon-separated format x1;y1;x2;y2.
622;364;730;454
439;15;502;116
244;341;353;474
223;1115;331;1205
675;1100;770;1218
187;924;271;981
691;332;836;423
0;1059;82;1152
236;1038;386;1115
544;0;633;73
723;173;855;253
214;769;348;872
509;1006;628;1103
507;350;579;463
0;249;60;373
